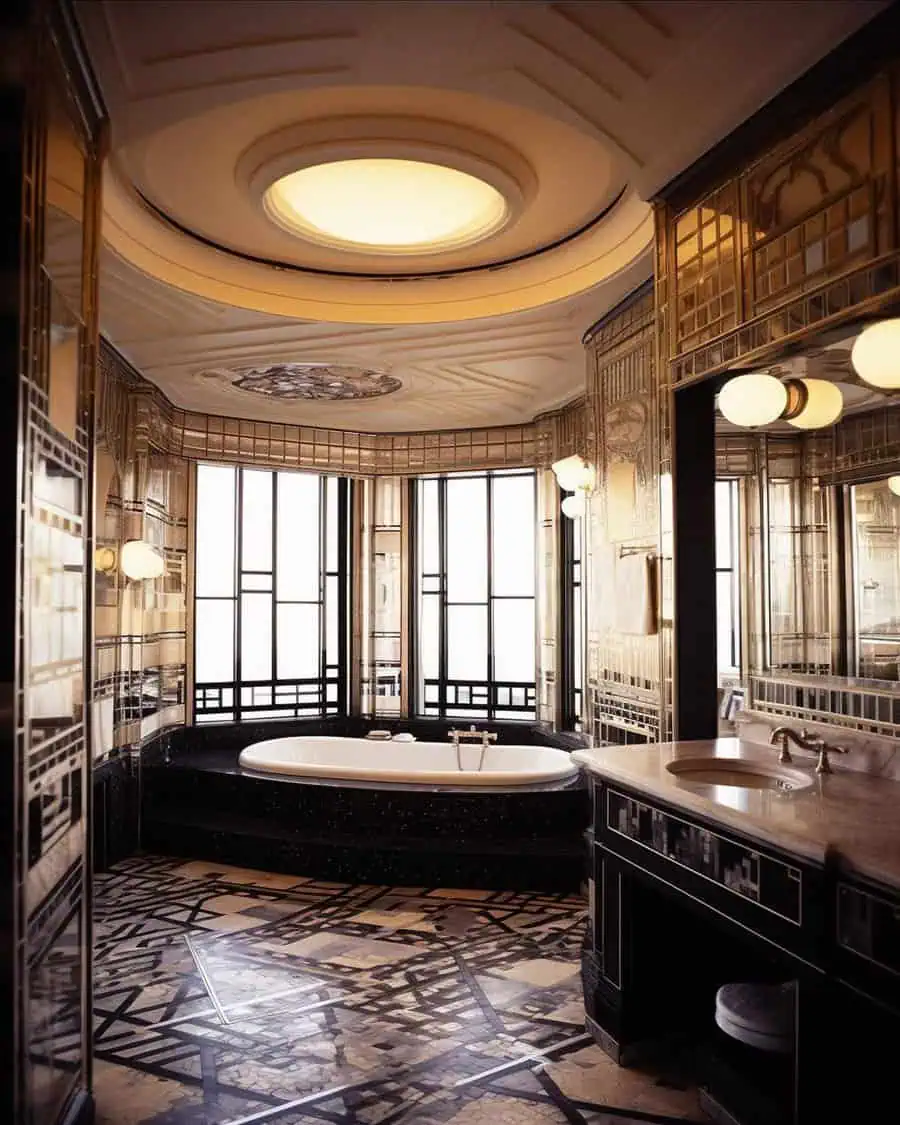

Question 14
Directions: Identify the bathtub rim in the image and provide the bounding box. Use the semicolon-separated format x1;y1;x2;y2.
237;734;581;790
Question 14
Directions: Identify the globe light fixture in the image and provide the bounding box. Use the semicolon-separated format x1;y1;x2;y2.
851;319;900;389
120;540;165;581
561;492;586;520
785;378;843;430
888;476;900;497
551;455;595;492
717;373;788;427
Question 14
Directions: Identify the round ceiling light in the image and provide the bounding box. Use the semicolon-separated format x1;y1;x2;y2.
263;158;510;255
785;378;844;430
717;373;788;427
851;319;900;388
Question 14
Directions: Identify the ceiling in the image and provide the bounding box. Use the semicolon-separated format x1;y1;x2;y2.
76;0;886;432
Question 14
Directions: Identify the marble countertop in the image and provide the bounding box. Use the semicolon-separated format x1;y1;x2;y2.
572;739;900;890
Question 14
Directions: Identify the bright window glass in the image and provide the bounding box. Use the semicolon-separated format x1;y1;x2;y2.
194;464;345;721
416;469;537;719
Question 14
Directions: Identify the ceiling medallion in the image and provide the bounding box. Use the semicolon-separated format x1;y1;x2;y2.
231;364;402;401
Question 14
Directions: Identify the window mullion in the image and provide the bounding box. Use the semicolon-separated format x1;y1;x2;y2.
234;466;243;721
486;473;494;720
271;470;278;690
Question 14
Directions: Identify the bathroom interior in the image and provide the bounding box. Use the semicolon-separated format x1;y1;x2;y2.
5;2;900;1125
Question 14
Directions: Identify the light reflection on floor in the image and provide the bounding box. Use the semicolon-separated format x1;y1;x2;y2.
92;855;706;1125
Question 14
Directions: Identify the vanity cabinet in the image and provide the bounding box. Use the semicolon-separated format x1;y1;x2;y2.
582;774;900;1125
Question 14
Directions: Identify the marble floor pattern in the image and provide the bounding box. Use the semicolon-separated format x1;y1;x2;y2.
93;855;706;1125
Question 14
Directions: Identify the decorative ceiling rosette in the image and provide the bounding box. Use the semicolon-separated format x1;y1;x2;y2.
231;363;402;401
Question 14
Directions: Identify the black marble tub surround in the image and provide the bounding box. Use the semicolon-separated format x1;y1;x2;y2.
141;736;589;892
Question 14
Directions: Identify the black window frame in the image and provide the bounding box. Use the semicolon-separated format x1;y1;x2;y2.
193;465;349;723
560;487;584;730
414;468;538;721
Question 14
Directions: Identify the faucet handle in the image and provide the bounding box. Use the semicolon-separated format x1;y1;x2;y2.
816;743;849;774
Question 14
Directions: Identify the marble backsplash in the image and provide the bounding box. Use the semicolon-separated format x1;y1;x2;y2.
733;709;900;783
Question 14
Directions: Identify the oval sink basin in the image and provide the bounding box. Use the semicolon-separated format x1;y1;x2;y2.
666;757;813;793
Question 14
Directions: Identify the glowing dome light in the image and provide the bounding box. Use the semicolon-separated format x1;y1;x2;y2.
551;455;595;492
263;159;509;254
717;373;788;427
888;476;900;497
851;319;900;388
561;493;586;520
785;378;844;430
120;540;165;581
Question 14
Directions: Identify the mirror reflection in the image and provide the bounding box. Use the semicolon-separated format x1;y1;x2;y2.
713;323;900;708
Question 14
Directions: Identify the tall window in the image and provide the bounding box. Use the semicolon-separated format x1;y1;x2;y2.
194;465;347;722
715;478;741;677
416;469;537;719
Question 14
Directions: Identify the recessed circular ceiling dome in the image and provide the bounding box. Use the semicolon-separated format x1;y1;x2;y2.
263;158;510;255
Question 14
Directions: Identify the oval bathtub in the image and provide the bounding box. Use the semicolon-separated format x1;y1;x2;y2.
238;736;579;787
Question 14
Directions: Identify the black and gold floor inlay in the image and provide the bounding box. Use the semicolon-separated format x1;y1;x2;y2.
93;856;705;1125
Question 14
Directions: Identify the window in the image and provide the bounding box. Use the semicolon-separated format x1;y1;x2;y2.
715;479;741;677
416;469;537;719
561;498;584;729
194;465;347;722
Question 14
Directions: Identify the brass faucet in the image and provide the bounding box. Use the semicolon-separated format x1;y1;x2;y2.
769;726;849;774
449;724;498;751
448;724;498;772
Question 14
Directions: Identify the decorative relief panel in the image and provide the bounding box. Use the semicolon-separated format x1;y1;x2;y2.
658;69;900;386
583;282;667;745
222;363;402;401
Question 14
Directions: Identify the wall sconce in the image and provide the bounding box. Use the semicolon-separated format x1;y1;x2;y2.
717;372;843;430
887;476;900;497
552;455;595;520
119;539;165;581
851;319;900;389
94;546;117;574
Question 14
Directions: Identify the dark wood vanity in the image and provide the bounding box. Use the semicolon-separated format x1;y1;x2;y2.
574;742;900;1125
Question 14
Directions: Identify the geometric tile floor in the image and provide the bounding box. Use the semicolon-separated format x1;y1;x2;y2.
93;856;706;1125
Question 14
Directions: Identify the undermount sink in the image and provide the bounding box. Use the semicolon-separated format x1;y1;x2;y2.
666;757;814;793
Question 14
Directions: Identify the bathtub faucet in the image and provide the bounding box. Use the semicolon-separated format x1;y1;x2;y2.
449;724;498;750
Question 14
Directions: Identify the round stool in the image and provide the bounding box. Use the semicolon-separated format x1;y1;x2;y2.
715;982;795;1054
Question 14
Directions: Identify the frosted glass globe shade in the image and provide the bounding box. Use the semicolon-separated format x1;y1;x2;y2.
888;476;900;497
786;379;843;429
718;373;788;427
120;540;165;580
551;455;595;492
851;319;900;388
561;493;586;519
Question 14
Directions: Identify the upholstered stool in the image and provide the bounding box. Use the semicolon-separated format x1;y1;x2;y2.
714;982;795;1054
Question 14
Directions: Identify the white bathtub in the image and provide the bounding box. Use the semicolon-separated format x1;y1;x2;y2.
238;736;579;787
